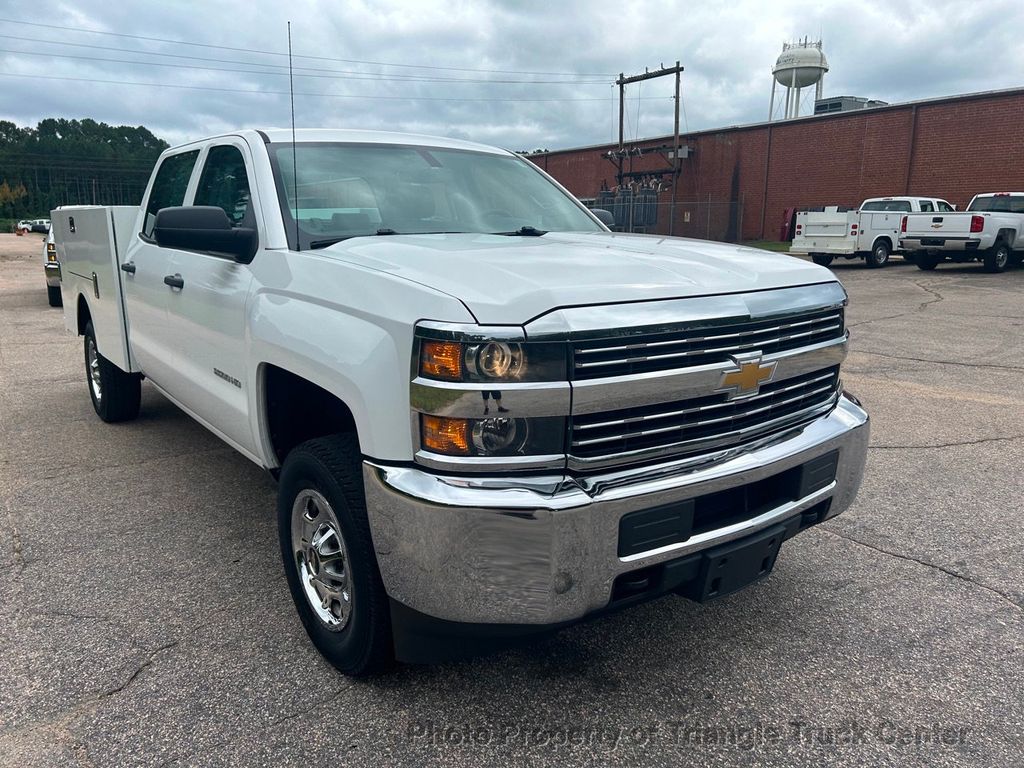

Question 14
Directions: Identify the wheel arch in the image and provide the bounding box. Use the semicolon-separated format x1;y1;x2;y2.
76;293;92;335
872;235;894;253
260;363;361;467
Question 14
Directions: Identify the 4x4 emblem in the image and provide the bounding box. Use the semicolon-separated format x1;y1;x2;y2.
716;353;776;400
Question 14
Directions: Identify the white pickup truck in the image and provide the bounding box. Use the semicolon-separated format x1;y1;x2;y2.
54;128;869;675
900;192;1024;272
790;196;955;268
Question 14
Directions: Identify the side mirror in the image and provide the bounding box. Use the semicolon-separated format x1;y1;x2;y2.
591;208;615;228
153;206;258;264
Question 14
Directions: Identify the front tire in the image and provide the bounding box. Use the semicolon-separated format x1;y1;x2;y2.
83;321;141;422
277;434;393;676
47;285;62;307
811;253;834;267
983;241;1010;273
866;240;890;268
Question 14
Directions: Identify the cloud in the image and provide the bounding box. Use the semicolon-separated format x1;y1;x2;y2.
0;0;1022;150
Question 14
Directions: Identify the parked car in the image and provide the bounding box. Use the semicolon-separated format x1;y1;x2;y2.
43;228;61;306
16;219;32;232
30;218;51;233
790;196;955;267
900;192;1024;272
53;129;869;675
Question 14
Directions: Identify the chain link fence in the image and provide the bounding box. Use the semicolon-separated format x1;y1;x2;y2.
584;195;745;243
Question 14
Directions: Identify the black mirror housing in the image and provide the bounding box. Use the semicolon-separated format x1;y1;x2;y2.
591;208;615;228
153;206;258;264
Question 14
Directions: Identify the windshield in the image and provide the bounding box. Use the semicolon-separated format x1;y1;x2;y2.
967;195;1024;213
268;142;602;248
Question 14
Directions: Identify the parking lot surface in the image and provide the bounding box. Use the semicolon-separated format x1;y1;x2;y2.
1;235;1022;767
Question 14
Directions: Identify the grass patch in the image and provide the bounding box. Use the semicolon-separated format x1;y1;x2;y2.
742;240;792;253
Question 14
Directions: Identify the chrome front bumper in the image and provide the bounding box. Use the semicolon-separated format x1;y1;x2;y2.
44;262;61;286
364;393;869;626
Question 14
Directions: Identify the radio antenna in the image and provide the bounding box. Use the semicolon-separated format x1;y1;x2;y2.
288;21;300;250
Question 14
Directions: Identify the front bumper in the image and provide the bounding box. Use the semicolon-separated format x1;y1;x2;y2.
44;262;61;287
364;393;868;627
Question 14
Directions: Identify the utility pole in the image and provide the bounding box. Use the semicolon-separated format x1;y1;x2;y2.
615;62;685;234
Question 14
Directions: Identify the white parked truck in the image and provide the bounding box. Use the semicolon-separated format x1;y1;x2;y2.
900;192;1024;272
54;129;869;674
791;196;955;268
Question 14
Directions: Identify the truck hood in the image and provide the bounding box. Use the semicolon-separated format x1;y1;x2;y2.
320;232;833;324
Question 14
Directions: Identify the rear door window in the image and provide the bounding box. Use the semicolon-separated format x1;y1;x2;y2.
918;200;934;212
143;150;200;237
194;145;254;226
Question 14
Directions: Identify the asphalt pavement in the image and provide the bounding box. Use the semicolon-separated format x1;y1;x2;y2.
1;235;1022;767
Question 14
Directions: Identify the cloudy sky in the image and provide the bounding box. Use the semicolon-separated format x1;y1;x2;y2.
1;0;1021;151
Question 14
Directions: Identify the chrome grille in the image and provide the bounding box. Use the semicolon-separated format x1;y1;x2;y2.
570;367;841;466
572;308;844;380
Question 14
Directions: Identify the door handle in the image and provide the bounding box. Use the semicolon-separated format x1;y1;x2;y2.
163;273;184;289
120;261;136;274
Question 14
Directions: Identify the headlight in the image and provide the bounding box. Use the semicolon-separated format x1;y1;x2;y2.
413;323;569;466
417;329;566;383
420;414;564;458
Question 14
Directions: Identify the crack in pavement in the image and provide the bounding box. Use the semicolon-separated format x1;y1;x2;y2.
264;685;354;731
820;528;1023;612
853;349;1024;371
99;640;181;699
847;278;945;329
869;435;1024;450
1;492;26;578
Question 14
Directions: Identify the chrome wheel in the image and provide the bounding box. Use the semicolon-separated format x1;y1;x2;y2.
291;489;352;630
86;335;102;403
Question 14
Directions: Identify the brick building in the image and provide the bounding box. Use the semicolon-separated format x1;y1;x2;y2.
527;87;1024;242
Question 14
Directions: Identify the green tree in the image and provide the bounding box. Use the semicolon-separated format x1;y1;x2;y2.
0;118;169;219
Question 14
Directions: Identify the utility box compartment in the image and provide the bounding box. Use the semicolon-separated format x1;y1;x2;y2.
52;206;139;372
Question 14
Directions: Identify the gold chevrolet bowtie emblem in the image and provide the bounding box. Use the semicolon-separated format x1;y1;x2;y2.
716;353;777;400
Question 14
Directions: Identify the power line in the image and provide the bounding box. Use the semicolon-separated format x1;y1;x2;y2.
0;34;609;84
0;18;616;77
0;70;669;103
0;47;610;85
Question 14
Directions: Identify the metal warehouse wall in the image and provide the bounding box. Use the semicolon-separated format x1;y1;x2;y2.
529;87;1024;241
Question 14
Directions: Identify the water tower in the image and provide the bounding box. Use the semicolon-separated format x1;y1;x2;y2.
769;38;828;120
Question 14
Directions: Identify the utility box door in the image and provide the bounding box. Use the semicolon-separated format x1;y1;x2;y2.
52;206;139;372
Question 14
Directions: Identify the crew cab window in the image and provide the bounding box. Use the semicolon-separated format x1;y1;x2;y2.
938;201;955;212
918;201;934;212
194;145;253;225
143;150;199;237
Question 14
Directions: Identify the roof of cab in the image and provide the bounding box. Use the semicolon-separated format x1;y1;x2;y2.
168;128;511;156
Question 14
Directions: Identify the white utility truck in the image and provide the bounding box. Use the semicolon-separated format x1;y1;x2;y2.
790;196;955;268
54;129;869;675
900;192;1024;272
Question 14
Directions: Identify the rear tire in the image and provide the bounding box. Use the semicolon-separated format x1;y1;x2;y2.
866;240;890;268
83;321;141;422
277;433;394;676
811;253;834;267
47;285;62;307
916;253;940;271
983;241;1010;273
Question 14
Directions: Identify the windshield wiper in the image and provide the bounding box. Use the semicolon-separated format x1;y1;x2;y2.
309;229;475;248
309;228;401;248
492;226;548;236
